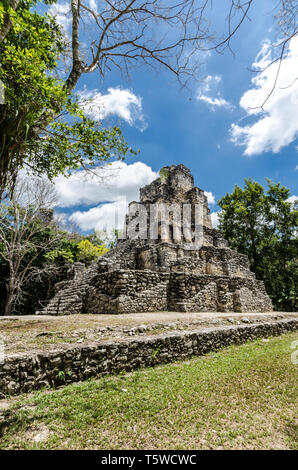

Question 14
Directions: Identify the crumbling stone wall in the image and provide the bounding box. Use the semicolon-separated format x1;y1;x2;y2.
84;270;170;313
168;274;272;312
0;319;296;397
36;164;273;315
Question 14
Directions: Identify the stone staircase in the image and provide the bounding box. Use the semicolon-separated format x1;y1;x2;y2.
35;262;98;316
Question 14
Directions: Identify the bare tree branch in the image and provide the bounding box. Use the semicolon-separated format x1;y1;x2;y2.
61;0;297;96
0;176;61;315
1;1;297;194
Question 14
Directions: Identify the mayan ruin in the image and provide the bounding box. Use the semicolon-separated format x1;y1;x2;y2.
2;1;297;451
36;164;273;315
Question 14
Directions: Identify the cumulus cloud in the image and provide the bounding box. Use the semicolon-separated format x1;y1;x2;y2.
48;2;72;31
204;191;216;205
54;162;158;232
211;211;220;228
231;37;298;156
287;195;298;205
79;87;147;130
69;200;128;234
198;95;232;109
55;161;157;208
196;75;233;111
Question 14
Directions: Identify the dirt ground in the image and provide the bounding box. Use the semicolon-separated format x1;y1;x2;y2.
1;311;297;356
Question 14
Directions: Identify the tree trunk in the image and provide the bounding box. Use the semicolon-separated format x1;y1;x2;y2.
4;293;14;316
0;131;20;197
4;279;16;316
65;0;83;92
0;0;20;43
0;148;11;197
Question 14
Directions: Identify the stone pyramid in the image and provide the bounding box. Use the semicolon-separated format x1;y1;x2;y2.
37;165;272;315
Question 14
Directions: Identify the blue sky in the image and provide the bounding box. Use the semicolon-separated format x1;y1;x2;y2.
46;1;297;233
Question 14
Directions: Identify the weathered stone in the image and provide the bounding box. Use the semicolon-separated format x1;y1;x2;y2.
36;165;273;315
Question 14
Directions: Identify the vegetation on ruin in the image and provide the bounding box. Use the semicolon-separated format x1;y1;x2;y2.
0;332;297;449
0;2;297;314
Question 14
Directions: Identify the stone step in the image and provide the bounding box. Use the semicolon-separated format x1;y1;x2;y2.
42;300;80;309
35;262;96;316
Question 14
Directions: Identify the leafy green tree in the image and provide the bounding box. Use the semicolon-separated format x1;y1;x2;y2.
77;239;109;264
1;1;295;195
0;0;135;195
44;248;75;264
45;238;109;266
218;179;298;311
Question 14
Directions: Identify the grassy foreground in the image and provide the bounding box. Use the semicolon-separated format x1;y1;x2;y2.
1;332;297;450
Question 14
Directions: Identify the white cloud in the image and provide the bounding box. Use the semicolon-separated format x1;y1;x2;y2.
55;161;158;208
196;75;233;111
231;36;298;156
211;211;220;228
201;75;221;92
198;95;231;109
48;2;72;31
79;87;147;130
54;162;158;232
204;191;215;205
69;200;128;233
55;164;218;233
87;0;98;14
287;195;298;205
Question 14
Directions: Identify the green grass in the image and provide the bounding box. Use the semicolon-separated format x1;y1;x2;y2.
1;332;297;450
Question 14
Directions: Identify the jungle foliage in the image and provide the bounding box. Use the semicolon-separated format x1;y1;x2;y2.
218;179;298;311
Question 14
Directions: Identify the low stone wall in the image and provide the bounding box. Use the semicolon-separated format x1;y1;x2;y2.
0;318;296;397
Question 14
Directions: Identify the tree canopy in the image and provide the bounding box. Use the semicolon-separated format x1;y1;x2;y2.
0;0;135;195
0;1;297;194
218;179;298;311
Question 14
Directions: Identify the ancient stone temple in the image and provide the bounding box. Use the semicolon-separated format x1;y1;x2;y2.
36;165;272;315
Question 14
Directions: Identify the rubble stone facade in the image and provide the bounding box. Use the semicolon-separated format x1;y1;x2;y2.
36;164;273;315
